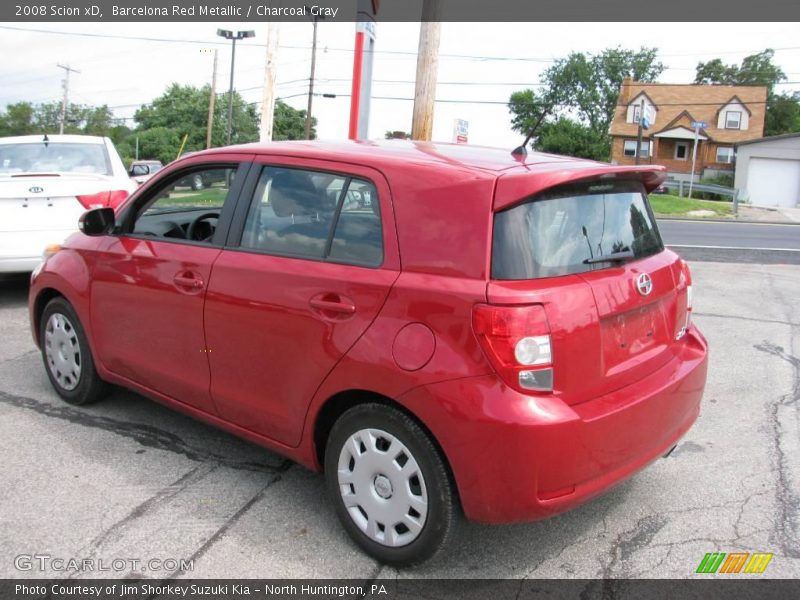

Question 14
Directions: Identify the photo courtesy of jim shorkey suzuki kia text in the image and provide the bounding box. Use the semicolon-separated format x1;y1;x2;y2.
15;583;384;597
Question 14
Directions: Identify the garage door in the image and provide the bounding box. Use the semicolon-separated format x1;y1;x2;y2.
746;157;800;208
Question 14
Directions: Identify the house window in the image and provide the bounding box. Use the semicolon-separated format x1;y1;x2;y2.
725;111;742;129
716;146;735;164
674;142;689;160
623;140;649;157
632;105;641;124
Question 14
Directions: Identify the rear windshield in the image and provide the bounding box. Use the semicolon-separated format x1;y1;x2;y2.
492;180;663;280
0;142;111;176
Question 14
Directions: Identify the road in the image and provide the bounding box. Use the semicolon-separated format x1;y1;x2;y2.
0;263;798;580
658;219;800;264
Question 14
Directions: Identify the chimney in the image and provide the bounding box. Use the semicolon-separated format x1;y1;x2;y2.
620;77;632;104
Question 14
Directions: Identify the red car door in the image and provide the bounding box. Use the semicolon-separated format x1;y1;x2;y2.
204;158;400;446
89;160;250;414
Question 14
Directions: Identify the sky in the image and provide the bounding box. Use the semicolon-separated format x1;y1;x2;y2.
1;22;799;150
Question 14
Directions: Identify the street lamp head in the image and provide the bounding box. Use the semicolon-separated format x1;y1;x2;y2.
217;28;233;39
238;30;256;39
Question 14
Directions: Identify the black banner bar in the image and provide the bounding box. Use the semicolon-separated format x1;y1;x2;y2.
3;579;800;600
3;0;800;22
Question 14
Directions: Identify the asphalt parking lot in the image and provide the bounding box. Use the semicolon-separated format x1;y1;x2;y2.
0;261;798;580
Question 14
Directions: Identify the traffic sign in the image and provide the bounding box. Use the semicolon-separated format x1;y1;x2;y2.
691;121;708;129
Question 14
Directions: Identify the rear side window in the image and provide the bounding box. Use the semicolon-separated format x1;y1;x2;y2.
241;167;383;267
492;180;663;280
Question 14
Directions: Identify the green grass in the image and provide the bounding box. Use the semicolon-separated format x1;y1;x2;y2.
648;194;733;217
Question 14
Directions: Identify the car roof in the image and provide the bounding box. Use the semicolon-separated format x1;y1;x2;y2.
198;139;593;175
0;134;108;145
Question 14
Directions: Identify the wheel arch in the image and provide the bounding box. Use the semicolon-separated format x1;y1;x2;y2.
32;287;67;345
312;389;459;499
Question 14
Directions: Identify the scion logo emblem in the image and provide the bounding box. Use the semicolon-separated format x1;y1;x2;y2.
636;273;653;296
28;186;44;194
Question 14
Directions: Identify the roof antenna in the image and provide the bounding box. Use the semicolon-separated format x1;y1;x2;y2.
511;111;548;157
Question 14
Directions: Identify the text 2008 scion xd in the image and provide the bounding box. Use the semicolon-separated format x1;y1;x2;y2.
29;141;707;565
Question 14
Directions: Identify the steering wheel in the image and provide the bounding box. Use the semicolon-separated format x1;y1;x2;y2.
187;212;220;242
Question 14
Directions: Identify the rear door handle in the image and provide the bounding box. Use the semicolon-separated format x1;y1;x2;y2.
309;294;356;318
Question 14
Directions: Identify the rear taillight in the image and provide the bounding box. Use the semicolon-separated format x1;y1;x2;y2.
472;304;554;393
676;259;693;340
76;190;129;210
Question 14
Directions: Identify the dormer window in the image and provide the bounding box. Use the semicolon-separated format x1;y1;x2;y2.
633;106;641;124
725;111;742;129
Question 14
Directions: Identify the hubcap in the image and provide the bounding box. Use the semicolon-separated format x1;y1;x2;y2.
44;313;82;391
337;428;428;547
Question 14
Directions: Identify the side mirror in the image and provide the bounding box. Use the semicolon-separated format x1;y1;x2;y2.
79;207;116;236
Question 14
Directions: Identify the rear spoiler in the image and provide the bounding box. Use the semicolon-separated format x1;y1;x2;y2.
493;164;666;212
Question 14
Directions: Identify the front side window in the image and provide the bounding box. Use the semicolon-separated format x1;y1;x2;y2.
241;167;383;266
130;166;239;243
725;111;742;129
716;146;735;164
492;181;664;280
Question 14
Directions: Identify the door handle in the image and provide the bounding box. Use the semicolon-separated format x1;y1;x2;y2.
309;294;356;317
173;272;204;292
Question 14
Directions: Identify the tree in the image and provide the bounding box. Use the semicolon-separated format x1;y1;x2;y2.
695;49;785;94
509;47;665;160
0;101;117;136
534;119;610;161
765;91;800;136
272;99;315;141
134;83;260;153
695;49;800;136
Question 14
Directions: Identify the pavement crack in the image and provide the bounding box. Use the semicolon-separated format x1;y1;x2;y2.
165;459;293;579
601;514;667;577
753;272;800;559
66;463;218;579
694;312;799;328
0;390;287;474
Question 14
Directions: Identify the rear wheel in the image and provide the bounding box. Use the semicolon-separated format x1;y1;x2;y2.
40;297;107;405
325;403;457;566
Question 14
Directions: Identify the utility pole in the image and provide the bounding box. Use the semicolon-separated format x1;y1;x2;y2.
206;49;218;149
635;98;645;165
411;0;442;141
260;23;280;143
57;64;80;135
304;13;323;140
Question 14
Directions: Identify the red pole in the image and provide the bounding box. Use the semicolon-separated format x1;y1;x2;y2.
348;30;365;140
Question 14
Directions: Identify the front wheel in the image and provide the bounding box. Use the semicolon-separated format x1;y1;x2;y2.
325;404;457;566
40;297;107;405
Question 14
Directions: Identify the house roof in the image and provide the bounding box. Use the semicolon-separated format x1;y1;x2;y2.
609;81;767;143
735;131;800;147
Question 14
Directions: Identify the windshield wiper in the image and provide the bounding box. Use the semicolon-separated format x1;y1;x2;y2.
583;250;634;265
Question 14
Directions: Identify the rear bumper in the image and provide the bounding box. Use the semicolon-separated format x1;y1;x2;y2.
399;326;708;524
0;229;75;273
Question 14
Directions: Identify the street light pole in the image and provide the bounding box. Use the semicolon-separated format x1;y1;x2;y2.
217;29;255;146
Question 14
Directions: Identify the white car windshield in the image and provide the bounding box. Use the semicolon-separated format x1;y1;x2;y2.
0;142;111;176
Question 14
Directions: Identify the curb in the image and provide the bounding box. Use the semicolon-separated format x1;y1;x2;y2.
655;215;800;226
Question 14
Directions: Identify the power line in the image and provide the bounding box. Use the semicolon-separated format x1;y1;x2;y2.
3;24;800;67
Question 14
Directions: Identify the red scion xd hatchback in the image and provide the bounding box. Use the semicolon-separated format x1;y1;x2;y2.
29;141;708;565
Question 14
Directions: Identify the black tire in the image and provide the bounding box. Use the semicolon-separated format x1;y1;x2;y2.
324;403;457;566
39;297;107;406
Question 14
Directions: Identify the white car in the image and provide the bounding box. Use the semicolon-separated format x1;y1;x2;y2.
0;134;136;273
